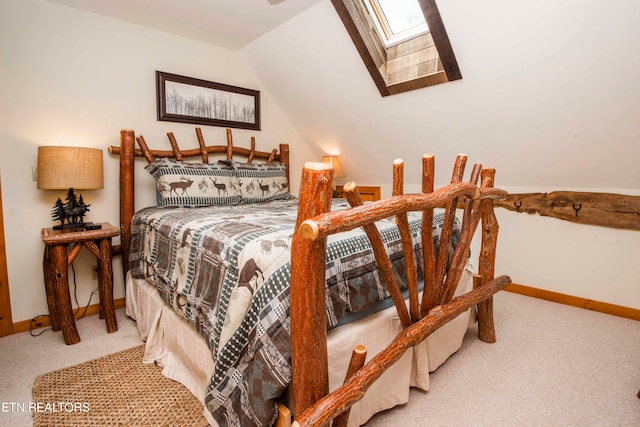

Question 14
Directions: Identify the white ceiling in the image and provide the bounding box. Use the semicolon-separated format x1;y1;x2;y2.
46;0;322;51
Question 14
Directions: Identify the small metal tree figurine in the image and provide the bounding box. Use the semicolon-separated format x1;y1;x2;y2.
51;188;91;229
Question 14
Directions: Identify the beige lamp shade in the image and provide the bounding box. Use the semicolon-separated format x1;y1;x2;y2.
321;155;345;178
37;146;104;190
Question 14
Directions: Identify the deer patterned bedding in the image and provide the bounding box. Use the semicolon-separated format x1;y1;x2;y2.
129;198;458;426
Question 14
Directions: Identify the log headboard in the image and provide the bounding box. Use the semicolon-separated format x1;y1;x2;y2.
108;127;290;280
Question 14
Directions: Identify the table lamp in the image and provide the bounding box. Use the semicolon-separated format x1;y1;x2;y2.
37;146;104;230
321;155;345;178
321;155;345;197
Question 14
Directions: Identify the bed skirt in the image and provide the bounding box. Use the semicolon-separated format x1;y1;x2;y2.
125;265;474;426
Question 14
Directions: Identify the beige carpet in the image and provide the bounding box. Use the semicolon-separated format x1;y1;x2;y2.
32;345;208;427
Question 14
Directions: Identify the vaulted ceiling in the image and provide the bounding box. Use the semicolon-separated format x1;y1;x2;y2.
46;0;321;51
42;0;640;192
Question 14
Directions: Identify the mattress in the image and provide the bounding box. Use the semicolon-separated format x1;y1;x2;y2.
126;265;474;427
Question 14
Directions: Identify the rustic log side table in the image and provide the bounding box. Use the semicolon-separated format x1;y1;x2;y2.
41;222;119;345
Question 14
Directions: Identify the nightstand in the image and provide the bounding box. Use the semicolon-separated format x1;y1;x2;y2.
335;185;381;201
41;222;119;345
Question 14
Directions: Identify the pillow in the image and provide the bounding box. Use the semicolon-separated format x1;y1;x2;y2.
230;161;292;203
145;158;242;207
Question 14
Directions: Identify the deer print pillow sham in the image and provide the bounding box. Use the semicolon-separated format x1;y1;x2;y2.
229;160;292;203
146;158;242;207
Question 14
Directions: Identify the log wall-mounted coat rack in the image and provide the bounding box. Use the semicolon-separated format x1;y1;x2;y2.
492;191;640;231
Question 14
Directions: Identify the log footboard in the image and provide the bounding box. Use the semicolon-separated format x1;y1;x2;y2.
291;155;510;426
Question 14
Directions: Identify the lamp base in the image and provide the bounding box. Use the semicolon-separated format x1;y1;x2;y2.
50;188;92;230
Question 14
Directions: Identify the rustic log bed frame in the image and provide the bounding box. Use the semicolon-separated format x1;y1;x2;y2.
109;128;512;426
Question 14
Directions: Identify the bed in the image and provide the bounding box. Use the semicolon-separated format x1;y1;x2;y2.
109;128;511;426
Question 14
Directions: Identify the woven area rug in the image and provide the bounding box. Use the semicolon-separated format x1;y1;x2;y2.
32;345;208;427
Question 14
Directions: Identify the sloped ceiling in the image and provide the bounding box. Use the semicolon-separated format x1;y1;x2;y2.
44;0;640;191
242;0;640;191
45;0;321;50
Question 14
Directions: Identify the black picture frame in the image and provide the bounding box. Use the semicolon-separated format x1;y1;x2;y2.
156;71;261;131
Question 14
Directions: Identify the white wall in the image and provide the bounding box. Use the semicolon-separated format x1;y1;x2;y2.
243;1;640;308
0;0;315;323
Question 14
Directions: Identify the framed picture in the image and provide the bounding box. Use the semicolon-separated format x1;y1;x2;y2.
156;71;260;130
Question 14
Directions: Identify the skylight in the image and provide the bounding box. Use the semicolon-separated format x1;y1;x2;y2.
332;0;461;96
364;0;429;47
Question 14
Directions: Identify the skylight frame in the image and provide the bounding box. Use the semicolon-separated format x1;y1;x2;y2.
363;0;430;48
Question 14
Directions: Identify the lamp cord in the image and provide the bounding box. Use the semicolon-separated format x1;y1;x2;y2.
29;263;99;337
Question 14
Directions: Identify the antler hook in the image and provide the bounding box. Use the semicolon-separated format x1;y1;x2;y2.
514;200;522;212
572;202;582;217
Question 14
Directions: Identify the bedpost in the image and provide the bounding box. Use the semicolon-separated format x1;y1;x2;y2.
420;154;437;316
477;167;499;343
290;161;334;418
279;143;290;188
119;129;135;281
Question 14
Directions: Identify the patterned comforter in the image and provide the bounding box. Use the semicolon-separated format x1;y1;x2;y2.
129;198;457;426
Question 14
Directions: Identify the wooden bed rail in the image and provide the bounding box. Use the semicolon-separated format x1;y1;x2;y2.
108;128;290;280
298;184;506;241
290;155;510;426
292;275;511;427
